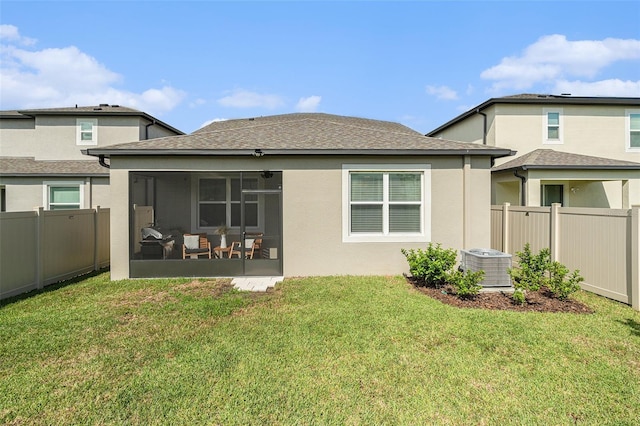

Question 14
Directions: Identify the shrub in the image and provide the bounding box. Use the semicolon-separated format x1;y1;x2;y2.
401;243;457;288
448;269;484;298
509;243;550;292
512;289;526;305
547;261;584;300
509;243;584;302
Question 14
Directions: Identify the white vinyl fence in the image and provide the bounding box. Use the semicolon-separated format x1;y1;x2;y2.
0;207;109;300
491;203;640;311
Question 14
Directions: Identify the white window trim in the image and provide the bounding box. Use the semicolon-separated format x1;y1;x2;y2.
342;164;431;243
191;173;263;233
626;109;640;152
542;108;563;145
76;118;98;146
43;181;85;210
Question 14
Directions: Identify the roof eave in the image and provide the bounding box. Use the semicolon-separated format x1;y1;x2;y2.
493;165;640;172
85;148;515;158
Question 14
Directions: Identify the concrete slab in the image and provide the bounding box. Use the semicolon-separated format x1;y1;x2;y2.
231;276;284;292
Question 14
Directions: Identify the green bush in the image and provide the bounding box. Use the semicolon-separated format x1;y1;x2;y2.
508;243;550;292
547;261;584;300
401;243;457;288
512;289;526;305
509;243;583;302
447;269;484;298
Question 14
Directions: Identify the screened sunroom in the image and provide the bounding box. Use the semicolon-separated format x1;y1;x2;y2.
129;170;283;277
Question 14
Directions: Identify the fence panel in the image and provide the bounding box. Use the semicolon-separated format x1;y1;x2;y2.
0;208;110;300
0;212;38;298
97;208;110;269
558;208;630;303
42;210;96;286
508;207;550;256
490;207;504;251
492;204;638;310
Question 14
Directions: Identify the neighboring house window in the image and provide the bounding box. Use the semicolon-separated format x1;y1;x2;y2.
0;186;5;212
45;182;83;210
541;184;564;207
342;164;431;243
543;108;563;144
198;177;259;228
76;118;98;145
627;110;640;150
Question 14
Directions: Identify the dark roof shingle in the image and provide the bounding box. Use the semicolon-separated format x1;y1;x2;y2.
492;149;640;171
0;157;108;176
85;113;514;158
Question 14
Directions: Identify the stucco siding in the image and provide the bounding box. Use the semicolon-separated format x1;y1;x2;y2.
107;155;494;278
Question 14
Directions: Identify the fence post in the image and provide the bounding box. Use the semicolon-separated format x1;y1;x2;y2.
35;207;44;289
502;202;510;253
631;206;639;311
550;203;560;262
94;206;100;272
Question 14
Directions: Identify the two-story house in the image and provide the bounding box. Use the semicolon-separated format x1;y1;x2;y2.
427;94;640;208
0;105;183;212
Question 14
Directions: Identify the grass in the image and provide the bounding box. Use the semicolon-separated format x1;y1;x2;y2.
1;272;639;425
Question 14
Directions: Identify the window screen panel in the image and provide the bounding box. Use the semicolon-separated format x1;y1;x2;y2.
351;205;383;233
389;173;421;202
50;187;80;203
389;205;421;232
351;173;383;202
199;179;226;201
631;114;640;147
199;204;226;227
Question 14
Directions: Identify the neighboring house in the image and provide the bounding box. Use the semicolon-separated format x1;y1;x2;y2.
0;105;184;212
84;113;513;279
427;94;640;208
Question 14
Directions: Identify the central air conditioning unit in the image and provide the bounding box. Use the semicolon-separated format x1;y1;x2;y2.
460;249;512;288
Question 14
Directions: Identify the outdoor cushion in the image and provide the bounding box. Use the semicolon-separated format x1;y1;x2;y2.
184;235;199;249
184;248;210;254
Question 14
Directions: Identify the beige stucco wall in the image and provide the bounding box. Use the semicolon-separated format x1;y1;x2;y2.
491;169;640;208
107;154;494;279
0;176;110;212
493;104;640;165
0;116;142;160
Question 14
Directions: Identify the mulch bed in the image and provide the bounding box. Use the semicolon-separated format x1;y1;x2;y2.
405;276;593;314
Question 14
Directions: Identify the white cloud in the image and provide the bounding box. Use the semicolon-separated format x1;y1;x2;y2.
553;79;640;97
481;34;640;92
0;26;185;115
295;95;321;112
426;85;458;100
217;89;285;109
199;118;228;128
0;24;36;46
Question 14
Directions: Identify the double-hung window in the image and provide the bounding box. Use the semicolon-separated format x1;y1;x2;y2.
198;176;258;229
45;182;83;210
627;110;640;151
76;118;98;145
543;108;563;144
343;164;430;242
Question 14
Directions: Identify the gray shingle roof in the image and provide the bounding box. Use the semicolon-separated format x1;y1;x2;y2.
492;149;640;171
85;113;514;158
0;157;108;176
1;104;185;135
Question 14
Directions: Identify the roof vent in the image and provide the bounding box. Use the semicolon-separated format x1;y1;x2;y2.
111;104;120;108
561;93;571;96
99;103;109;107
93;107;102;111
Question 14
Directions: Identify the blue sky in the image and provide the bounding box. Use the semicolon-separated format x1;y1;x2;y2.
1;1;639;134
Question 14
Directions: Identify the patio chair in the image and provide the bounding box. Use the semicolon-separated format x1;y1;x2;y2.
230;236;262;259
182;233;211;259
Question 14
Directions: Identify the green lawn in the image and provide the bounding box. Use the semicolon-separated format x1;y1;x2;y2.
1;272;639;425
